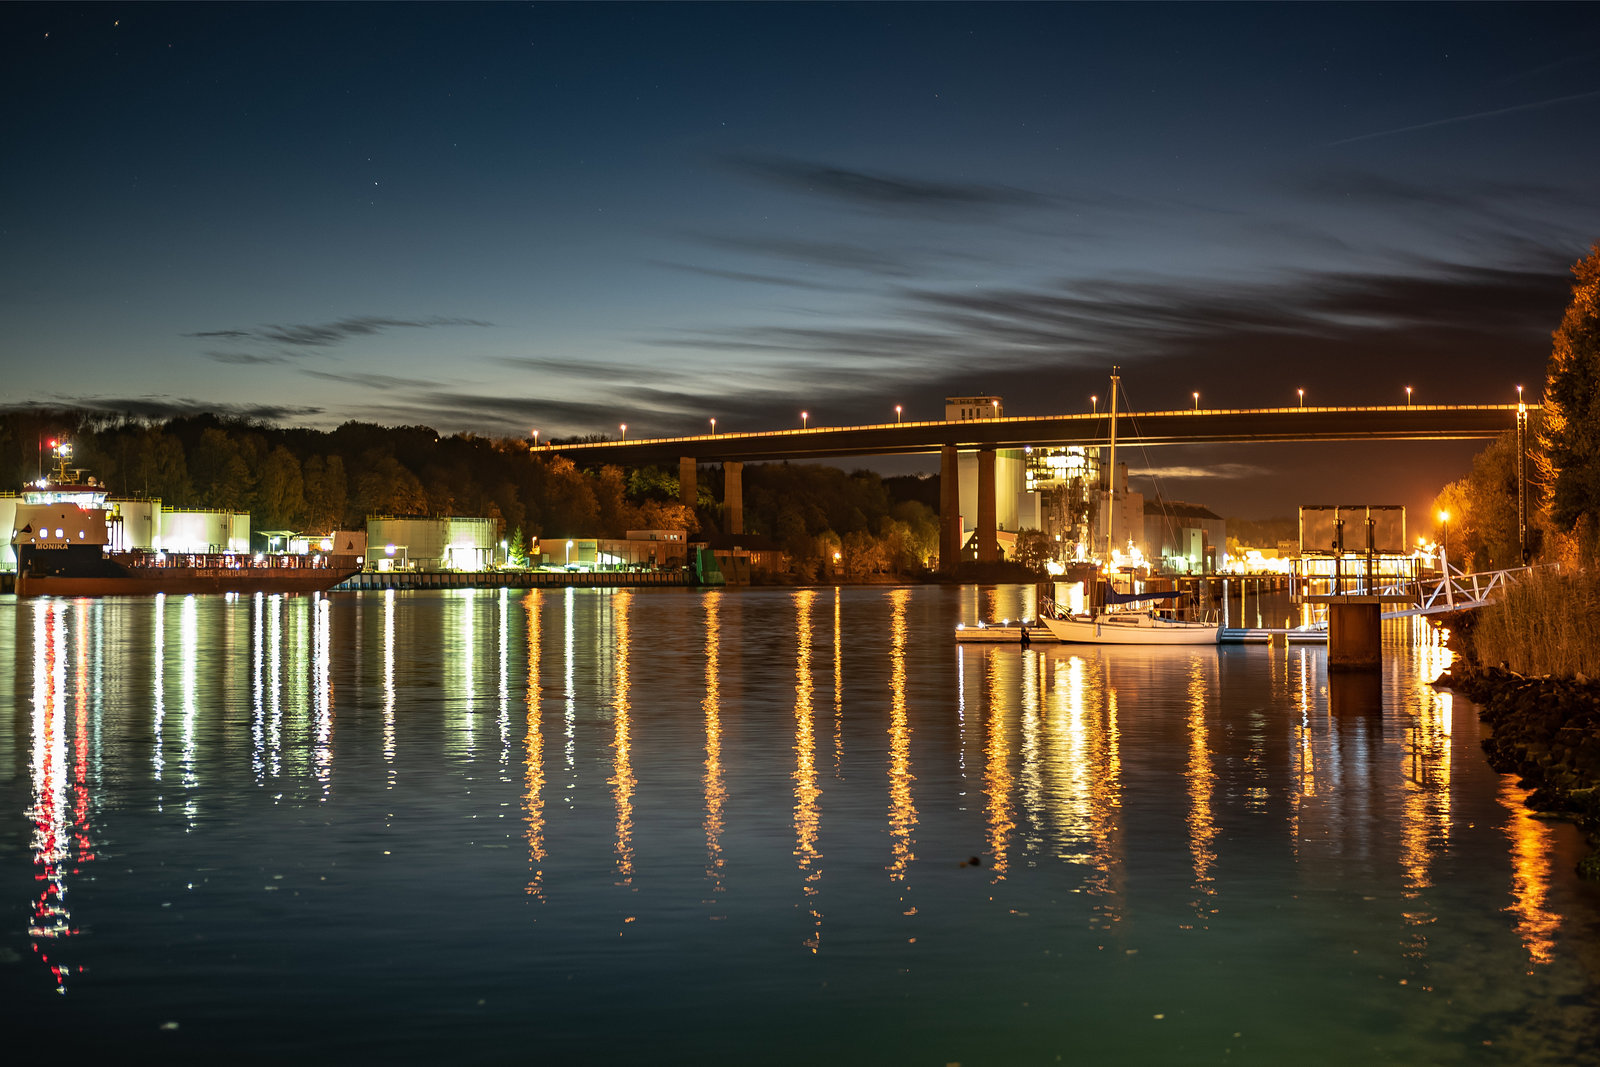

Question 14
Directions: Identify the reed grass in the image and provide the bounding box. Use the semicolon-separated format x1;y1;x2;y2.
1471;567;1600;678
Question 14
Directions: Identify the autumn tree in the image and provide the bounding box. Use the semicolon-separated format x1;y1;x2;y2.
1537;244;1600;553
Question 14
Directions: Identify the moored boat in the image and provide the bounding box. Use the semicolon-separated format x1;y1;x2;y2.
1040;611;1221;645
11;441;364;597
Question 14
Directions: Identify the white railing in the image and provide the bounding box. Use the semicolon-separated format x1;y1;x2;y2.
1397;563;1545;616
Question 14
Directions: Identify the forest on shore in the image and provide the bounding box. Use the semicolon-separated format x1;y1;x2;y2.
0;412;941;578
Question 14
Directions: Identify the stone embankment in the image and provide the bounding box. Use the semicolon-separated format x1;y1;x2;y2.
1439;613;1600;878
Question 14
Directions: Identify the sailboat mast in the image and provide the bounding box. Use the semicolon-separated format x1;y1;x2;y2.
1105;366;1120;562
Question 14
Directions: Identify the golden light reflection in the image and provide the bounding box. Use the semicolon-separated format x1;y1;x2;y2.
267;596;283;780
886;589;917;883
1184;659;1218;928
983;649;1015;882
832;588;843;772
1019;647;1043;866
1399;627;1454;953
703;592;726;894
1499;777;1560;970
28;598;82;992
610;590;635;884
524;590;546;899
792;590;823;950
1047;651;1123;930
563;588;576;781
456;590;476;758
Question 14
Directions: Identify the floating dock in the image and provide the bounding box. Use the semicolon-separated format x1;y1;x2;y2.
956;623;1326;645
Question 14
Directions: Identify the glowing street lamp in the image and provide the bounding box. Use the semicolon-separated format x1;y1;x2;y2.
1091;394;1098;413
1516;384;1524;408
710;417;717;435
1297;388;1304;408
620;423;627;439
1438;510;1450;566
1192;391;1199;410
1406;386;1413;407
531;428;540;448
895;404;902;423
991;399;999;418
801;411;809;429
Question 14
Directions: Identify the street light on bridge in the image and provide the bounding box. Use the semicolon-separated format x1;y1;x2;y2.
710;417;717;435
1192;391;1199;410
801;411;809;429
531;428;539;448
1091;394;1098;413
1406;386;1413;407
895;404;902;423
620;423;627;440
1297;388;1304;408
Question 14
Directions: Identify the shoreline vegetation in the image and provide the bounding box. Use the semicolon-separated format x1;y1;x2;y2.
1439;567;1600;878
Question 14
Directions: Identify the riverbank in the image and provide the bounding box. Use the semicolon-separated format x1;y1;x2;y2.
1440;607;1600;878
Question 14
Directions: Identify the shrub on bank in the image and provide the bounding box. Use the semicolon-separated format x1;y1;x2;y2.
1468;567;1600;678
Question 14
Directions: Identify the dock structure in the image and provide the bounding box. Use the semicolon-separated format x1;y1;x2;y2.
338;569;689;591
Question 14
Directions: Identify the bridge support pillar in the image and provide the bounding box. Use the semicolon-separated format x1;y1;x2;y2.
679;456;697;510
724;461;744;536
939;446;961;573
977;448;998;563
1327;596;1382;672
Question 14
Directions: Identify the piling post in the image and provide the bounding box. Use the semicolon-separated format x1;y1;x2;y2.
1327;596;1382;671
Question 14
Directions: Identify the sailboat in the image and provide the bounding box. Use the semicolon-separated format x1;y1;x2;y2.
1040;367;1222;645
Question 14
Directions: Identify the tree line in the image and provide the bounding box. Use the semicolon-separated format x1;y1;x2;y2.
0;411;940;574
1433;244;1600;573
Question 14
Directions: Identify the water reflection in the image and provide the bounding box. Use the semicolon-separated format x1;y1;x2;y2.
886;589;916;889
524;590;545;899
702;592;725;896
4;584;1592;1055
610;590;635;886
793;590;822;950
1185;659;1218;928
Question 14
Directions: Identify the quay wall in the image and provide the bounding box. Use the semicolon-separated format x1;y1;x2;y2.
336;569;689;592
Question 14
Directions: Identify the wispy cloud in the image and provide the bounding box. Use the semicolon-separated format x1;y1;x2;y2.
1327;89;1600;146
724;154;1051;217
188;315;494;361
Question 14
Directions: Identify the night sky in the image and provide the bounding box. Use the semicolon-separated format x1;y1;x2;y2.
6;3;1599;519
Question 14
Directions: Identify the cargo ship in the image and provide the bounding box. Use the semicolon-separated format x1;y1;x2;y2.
11;441;365;597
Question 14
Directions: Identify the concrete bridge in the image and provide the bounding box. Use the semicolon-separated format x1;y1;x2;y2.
548;402;1530;572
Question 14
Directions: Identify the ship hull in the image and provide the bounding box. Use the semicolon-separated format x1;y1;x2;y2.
15;544;360;598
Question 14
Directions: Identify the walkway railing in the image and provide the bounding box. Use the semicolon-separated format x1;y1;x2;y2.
1383;563;1545;617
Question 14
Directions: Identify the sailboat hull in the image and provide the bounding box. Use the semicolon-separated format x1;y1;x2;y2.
1042;614;1221;645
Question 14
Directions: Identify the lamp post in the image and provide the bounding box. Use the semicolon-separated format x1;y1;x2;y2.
531;428;539;448
801;411;808;429
895;404;902;423
1192;391;1199;410
1406;386;1413;407
620;423;627;440
1438;511;1452;606
710;417;716;435
992;399;999;418
1297;388;1304;408
1091;394;1098;414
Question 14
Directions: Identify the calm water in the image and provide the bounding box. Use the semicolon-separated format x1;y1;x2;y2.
3;585;1598;1064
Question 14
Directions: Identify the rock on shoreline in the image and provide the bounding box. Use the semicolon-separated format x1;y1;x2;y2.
1439;662;1600;879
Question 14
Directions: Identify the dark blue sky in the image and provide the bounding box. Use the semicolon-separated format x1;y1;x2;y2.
6;3;1599;517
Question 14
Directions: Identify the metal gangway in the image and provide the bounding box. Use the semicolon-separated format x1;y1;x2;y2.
1292;556;1542;619
1382;563;1544;618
